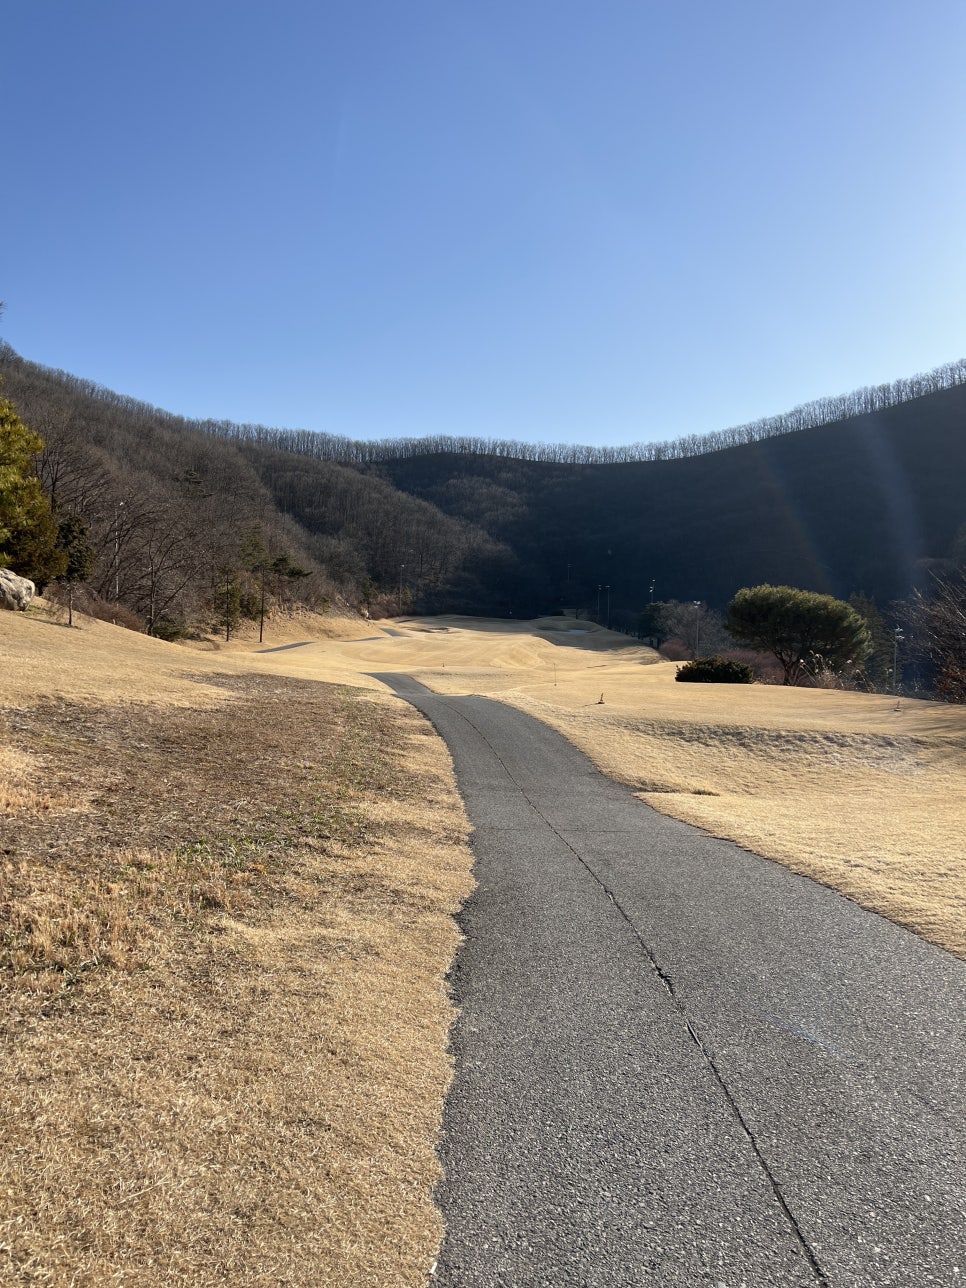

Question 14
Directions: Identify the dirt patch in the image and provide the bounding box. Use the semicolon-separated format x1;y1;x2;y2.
0;673;474;1286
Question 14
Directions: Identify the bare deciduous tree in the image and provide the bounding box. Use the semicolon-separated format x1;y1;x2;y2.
903;573;966;702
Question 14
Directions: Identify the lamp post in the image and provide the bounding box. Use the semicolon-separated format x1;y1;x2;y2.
693;600;701;659
398;564;406;617
597;584;602;621
893;627;904;694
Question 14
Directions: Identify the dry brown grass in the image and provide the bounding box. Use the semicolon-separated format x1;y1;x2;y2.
4;604;964;1284
0;655;473;1286
0;744;67;817
504;693;966;958
378;617;966;961
40;600;955;960
263;612;963;963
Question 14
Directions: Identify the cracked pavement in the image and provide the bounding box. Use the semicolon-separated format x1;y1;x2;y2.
373;676;966;1288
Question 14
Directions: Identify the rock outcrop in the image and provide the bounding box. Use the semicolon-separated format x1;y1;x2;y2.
0;568;36;611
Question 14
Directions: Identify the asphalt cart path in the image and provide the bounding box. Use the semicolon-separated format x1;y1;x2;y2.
371;675;966;1288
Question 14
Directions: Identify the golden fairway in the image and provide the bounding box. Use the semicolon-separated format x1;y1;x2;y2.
3;603;964;1285
401;617;966;961
6;603;963;963
221;609;964;962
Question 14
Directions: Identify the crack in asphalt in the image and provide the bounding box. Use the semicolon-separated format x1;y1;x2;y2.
439;696;832;1288
591;880;831;1288
367;669;966;1286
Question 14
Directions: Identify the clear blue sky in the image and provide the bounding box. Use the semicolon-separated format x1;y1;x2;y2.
5;1;966;447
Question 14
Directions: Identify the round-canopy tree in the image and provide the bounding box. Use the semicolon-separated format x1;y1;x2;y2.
0;392;66;586
726;584;871;686
56;512;95;626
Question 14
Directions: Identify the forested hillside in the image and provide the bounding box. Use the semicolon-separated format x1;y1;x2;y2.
0;344;504;633
2;341;965;632
371;383;966;622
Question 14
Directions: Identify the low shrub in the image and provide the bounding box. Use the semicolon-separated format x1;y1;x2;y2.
721;647;784;684
151;615;191;641
659;637;693;662
676;655;755;684
46;583;145;632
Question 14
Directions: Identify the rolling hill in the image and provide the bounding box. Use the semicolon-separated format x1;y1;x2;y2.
2;341;964;628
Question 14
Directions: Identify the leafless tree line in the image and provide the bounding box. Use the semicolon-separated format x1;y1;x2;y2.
27;401;316;634
5;340;964;470
201;357;966;465
4;339;965;658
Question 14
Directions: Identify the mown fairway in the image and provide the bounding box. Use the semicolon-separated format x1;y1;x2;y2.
218;610;966;960
3;605;964;1286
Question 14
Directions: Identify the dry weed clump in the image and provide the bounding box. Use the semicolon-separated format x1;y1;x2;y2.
1;863;153;985
0;744;66;816
0;676;474;1287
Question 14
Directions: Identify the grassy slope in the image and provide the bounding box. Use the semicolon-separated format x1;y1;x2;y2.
3;606;964;1284
0;606;473;1287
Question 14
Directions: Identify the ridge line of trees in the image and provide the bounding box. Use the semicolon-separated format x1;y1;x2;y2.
2;340;964;467
4;332;965;698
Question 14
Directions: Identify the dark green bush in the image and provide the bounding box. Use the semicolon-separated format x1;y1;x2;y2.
151;614;189;641
676;655;754;684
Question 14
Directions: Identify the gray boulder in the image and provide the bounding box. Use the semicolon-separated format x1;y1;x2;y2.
0;568;36;611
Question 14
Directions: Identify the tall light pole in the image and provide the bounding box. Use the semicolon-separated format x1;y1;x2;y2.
693;600;701;659
398;564;406;617
597;584;602;621
893;627;904;694
114;500;125;600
